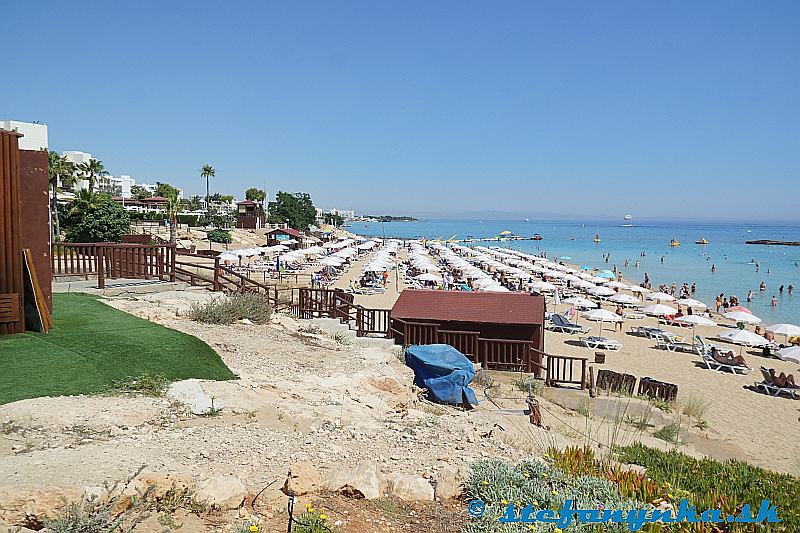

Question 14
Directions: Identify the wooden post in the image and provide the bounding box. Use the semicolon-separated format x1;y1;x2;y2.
169;244;176;282
588;365;596;397
97;246;105;289
213;257;220;291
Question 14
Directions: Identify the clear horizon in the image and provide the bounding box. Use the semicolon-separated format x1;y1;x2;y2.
5;1;800;220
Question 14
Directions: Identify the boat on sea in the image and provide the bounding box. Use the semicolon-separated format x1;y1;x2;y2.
532;233;543;241
695;238;709;245
624;214;632;221
669;238;680;247
621;214;633;227
593;234;601;243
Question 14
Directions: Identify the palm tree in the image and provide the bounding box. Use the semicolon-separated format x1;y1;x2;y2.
77;158;109;192
47;150;77;239
68;189;103;218
165;195;182;244
201;164;215;217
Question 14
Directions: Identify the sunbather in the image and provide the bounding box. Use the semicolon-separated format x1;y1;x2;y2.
768;368;798;388
711;347;751;369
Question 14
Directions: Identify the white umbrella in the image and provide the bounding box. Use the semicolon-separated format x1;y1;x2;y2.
677;298;707;309
629;286;650;294
776;346;800;364
609;294;640;305
415;272;441;282
676;315;717;327
320;256;344;266
582;308;623;335
766;323;800;338
643;304;678;316
530;280;557;292
723;311;762;325
717;330;769;355
218;252;238;263
562;297;598;309
588;286;615;297
606;281;629;289
646;292;676;302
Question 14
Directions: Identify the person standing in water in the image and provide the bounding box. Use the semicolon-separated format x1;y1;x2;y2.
711;264;716;273
772;295;778;307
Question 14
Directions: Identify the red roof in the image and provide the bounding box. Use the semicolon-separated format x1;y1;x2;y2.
237;200;258;205
391;289;544;325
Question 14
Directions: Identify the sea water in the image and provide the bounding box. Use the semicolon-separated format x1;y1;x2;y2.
354;219;800;325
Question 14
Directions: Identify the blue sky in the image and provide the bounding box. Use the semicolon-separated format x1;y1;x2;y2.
4;1;799;220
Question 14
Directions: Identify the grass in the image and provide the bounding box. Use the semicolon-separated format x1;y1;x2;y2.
0;293;236;405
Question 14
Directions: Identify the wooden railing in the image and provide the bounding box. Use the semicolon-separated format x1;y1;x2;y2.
52;243;176;289
438;329;480;357
544;352;588;389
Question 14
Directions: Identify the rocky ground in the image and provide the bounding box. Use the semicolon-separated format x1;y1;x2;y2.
0;288;706;532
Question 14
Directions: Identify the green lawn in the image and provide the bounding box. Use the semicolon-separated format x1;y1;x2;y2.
0;293;236;404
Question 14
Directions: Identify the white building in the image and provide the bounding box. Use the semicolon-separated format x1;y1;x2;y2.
138;182;184;200
0;119;48;151
62;151;94;190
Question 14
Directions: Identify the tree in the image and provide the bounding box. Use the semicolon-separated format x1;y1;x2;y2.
77;158;108;193
245;188;266;203
63;192;130;242
323;213;343;227
186;195;203;210
268;191;316;230
165;195;182;244
130;185;150;200
219;194;234;204
154;181;180;200
201;164;215;216
47;150;77;239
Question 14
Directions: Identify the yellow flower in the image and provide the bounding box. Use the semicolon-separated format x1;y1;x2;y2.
523;472;530;478
668;493;674;499
249;526;258;533
305;503;312;509
552;490;558;495
482;480;489;485
528;526;536;531
532;500;539;506
555;529;563;533
542;473;549;478
501;499;508;505
319;514;328;521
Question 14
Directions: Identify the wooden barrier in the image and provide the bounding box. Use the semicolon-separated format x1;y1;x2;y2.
637;377;678;402
53;243;176;289
595;369;637;395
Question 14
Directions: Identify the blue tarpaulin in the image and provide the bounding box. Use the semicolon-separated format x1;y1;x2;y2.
405;344;478;406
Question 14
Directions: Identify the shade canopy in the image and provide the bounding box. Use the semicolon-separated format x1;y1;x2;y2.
722;311;762;324
582;308;623;322
609;294;640;305
676;298;707;309
776;346;800;364
717;329;769;347
675;315;717;327
766;323;800;337
562;297;598;309
646;292;676;302
643;304;678;316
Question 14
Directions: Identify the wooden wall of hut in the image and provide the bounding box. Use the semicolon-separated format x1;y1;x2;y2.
0;129;25;334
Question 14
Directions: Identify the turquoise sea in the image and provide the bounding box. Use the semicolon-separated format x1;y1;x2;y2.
354;219;800;325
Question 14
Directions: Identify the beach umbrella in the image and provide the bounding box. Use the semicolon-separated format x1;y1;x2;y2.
675;315;717;349
560;256;572;260
765;324;800;338
727;306;753;314
530;280;557;292
579;265;592;271
609;294;640;305
415;272;441;282
218;252;238;264
723;311;762;325
717;329;769;355
582;308;623;335
588;286;615;297
499;230;512;235
776;346;800;364
646;292;676;302
562;296;598;309
643;304;678;316
595;272;616;279
629;286;651;294
606;281;629;289
677;298;707;309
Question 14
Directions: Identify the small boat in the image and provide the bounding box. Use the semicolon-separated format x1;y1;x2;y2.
695;238;709;245
593;234;601;243
669;238;680;247
532;233;543;241
624;214;632;221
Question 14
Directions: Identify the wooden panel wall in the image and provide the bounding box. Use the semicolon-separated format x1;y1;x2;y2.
0;129;24;334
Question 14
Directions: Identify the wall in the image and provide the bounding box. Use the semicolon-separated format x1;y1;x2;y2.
19;150;52;312
0;129;24;334
0;120;48;151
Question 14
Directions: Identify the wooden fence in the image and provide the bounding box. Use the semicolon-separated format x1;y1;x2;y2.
391;317;588;388
52;243;176;289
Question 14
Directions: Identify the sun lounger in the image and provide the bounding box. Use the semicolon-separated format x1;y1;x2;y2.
623;312;646;320
700;351;752;374
658;317;693;328
580;336;622;350
755;367;799;399
655;334;699;353
549;314;588;334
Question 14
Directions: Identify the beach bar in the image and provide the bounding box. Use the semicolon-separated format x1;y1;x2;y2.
390;290;547;374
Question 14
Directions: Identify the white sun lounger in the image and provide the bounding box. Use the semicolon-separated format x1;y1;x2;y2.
700;352;752;375
755;367;800;399
580;336;622;350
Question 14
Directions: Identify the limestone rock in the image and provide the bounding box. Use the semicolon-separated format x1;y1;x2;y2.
0;486;82;528
196;475;246;510
387;474;434;502
434;464;468;500
326;461;383;500
282;461;321;497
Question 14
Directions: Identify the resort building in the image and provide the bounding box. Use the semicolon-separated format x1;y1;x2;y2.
235;200;266;229
0;120;48;151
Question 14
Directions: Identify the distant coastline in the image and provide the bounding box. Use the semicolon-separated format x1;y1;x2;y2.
745;240;800;246
361;215;418;222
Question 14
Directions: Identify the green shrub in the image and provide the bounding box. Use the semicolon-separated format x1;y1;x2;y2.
207;229;232;243
463;457;640;532
110;372;169;396
616;443;800;530
187;294;273;325
64;194;131;243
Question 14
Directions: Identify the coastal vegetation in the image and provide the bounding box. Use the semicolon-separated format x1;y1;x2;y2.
186;294;273;325
207;228;232;243
201;163;215;215
62;190;131;243
0;293;235;404
268;191;317;230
